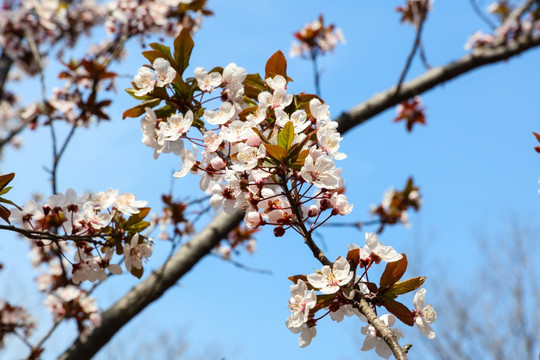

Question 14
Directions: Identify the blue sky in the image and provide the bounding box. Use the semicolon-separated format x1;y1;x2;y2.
1;1;539;359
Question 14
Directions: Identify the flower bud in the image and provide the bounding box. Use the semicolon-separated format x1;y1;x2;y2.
246;134;262;147
210;157;226;170
274;226;285;237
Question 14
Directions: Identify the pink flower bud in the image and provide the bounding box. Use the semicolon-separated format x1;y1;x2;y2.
246;134;262;147
210;157;226;170
308;205;320;217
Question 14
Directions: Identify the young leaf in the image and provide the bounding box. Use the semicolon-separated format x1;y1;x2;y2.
0;173;15;190
382;298;415;326
265;143;287;162
346;248;360;266
130;266;144;279
379;254;407;290
122;99;161;119
265;50;288;80
125;207;151;227
149;43;174;65
385;276;427;298
277;121;295;150
173;28;195;76
287;275;317;290
0;204;10;224
243;73;266;99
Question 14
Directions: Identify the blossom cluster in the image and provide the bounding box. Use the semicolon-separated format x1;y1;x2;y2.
396;0;434;27
44;285;100;340
0;298;36;346
0;0;210;76
289;15;346;59
9;188;153;283
371;177;422;233
286;232;436;357
128;35;353;239
394;96;426;132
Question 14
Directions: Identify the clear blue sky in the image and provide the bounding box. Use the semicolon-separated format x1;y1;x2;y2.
1;1;539;359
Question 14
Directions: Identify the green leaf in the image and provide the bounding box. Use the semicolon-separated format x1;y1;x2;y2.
149;43;174;64
173;28;194;76
243;73;266;99
142;50;164;65
290;149;310;170
130;266;144;279
122;99;161;119
125;88;153;101
0;196;19;208
265;143;287;162
125;207;151;227
0;186;12;196
130;220;150;233
0;173;14;190
379;254;408;290
251;127;270;144
277;121;295;150
385;276;426;298
265;50;289;80
315;294;336;309
382;298;415;326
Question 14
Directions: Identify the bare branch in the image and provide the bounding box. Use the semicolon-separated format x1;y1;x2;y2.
396;9;428;93
58;209;244;360
336;33;540;135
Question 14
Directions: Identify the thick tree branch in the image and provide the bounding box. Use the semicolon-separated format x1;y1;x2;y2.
336;33;540;134
58;209;244;360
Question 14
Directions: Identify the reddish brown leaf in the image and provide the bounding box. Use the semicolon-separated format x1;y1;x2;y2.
382;298;415;326
0;173;14;190
265;50;288;80
0;205;10;224
346;248;360;267
379;254;407;290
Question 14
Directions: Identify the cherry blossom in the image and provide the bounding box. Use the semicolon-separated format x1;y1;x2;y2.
194;67;222;92
153;58;176;87
123;233;153;272
300;149;343;189
413;288;436;339
133;67;155;96
286;279;317;329
306;257;353;294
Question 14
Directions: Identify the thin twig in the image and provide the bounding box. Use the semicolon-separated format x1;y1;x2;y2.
395;9;428;94
0;224;107;245
211;254;272;275
418;42;431;69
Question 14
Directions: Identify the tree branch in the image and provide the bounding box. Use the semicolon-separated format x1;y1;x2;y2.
336;33;540;134
0;51;13;99
58;209;244;360
353;295;408;360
